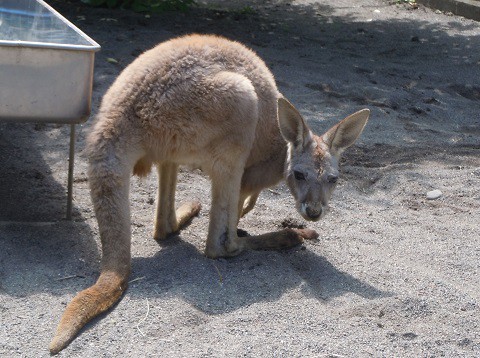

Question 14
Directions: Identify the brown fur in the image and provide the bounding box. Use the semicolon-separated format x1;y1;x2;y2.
49;34;369;353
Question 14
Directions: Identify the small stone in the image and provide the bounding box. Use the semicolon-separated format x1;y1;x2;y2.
427;189;442;200
106;57;119;64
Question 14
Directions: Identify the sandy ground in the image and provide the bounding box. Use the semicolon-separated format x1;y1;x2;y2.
1;0;479;356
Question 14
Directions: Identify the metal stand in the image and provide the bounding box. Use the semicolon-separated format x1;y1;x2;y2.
66;124;75;220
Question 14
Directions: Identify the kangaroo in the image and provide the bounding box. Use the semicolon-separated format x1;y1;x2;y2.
49;34;369;353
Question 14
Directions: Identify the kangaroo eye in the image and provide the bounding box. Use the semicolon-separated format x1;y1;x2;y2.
327;174;338;184
294;171;306;181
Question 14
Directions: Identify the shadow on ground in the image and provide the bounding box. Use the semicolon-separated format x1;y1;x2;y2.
127;237;389;315
0;121;99;297
0;122;78;221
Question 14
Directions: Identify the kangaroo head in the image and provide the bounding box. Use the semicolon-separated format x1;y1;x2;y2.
277;97;370;221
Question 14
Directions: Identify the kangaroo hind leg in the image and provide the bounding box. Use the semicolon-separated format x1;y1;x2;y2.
205;158;246;258
153;162;201;240
204;73;259;258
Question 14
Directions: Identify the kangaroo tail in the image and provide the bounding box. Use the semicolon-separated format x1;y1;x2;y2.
50;119;136;354
49;271;128;354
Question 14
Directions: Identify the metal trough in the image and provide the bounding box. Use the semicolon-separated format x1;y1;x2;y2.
0;0;100;219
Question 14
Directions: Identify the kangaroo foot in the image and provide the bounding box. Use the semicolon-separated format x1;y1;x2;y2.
176;201;202;229
205;232;244;258
154;201;201;240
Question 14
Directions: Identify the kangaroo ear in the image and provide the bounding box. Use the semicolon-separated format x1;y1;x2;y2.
323;109;370;157
277;97;311;148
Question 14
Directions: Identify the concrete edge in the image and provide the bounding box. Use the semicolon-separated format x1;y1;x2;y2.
417;0;480;21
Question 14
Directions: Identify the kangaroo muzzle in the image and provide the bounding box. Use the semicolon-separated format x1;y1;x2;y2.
300;202;323;221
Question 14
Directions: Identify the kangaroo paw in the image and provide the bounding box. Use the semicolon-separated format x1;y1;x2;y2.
291;228;319;241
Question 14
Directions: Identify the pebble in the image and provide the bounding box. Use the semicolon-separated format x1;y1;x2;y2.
426;189;442;200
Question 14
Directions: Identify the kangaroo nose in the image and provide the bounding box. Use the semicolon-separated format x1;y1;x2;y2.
306;206;322;220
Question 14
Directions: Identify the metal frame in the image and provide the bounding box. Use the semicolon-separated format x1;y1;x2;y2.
0;0;100;220
66;124;75;220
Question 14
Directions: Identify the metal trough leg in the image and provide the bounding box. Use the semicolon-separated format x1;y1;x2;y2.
66;124;75;220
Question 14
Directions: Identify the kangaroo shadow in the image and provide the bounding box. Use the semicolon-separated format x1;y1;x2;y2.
282;246;389;301
129;236;390;315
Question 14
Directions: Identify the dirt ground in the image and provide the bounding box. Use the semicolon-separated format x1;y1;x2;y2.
1;0;479;356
